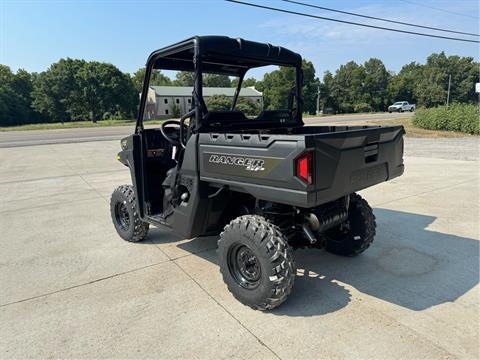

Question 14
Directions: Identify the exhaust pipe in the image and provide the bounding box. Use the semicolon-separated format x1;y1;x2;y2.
302;223;317;244
305;207;348;234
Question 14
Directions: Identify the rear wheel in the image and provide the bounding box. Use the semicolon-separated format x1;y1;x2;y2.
324;193;376;257
110;185;149;242
218;215;296;310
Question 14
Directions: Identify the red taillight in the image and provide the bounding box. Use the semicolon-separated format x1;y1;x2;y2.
296;151;313;184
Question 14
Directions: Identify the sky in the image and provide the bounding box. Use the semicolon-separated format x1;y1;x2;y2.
1;0;479;80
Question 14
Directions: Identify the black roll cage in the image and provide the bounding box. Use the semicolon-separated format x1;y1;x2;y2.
136;36;303;134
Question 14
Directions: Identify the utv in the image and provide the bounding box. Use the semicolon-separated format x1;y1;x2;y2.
111;36;405;310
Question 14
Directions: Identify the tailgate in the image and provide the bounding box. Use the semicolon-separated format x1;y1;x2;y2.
311;125;404;205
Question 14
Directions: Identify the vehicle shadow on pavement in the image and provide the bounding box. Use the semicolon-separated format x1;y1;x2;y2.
147;208;479;317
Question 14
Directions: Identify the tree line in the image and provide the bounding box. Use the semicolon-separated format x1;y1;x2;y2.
320;53;479;113
0;52;477;126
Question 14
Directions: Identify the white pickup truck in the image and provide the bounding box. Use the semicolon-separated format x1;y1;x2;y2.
388;101;416;113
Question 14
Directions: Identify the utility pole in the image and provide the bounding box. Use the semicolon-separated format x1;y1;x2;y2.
316;84;321;115
446;74;451;107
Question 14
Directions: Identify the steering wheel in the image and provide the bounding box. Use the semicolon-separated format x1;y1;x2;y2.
160;120;187;146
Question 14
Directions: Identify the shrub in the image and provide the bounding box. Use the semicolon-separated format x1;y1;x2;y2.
412;103;479;135
205;95;261;116
353;102;372;113
205;95;231;112
236;97;262;116
338;102;354;114
102;111;124;120
170;103;182;118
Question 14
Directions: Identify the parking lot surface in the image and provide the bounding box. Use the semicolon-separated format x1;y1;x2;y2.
1;136;479;359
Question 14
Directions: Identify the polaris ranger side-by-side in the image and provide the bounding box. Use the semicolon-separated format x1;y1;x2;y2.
111;36;405;310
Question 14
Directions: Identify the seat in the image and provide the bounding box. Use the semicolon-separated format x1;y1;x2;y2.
199;111;248;132
198;109;296;133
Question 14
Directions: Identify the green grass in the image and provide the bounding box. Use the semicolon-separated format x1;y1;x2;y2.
302;111;402;118
0;119;166;131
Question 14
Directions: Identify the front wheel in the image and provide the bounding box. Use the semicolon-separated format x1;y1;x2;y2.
324;193;376;256
110;185;149;242
218;215;296;310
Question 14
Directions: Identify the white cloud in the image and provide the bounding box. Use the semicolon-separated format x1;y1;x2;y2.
257;1;479;44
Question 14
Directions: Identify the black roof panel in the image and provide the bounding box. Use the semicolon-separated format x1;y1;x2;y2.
148;35;302;75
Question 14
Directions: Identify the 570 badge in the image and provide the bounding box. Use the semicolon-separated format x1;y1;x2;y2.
208;154;265;172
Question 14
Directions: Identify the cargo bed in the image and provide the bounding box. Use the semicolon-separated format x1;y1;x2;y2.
198;125;405;208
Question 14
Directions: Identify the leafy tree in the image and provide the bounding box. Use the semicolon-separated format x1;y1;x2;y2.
0;65;20;124
32;58;86;121
203;74;231;87
444;54;478;104
243;77;257;88
415;52;478;106
174;72;231;87
329;61;366;113
319;70;336;111
132;67;171;92
231;77;257;88
205;94;261;116
4;51;478;126
353;102;372;113
255;60;319;113
387;62;421;105
0;65;42;125
388;53;478;108
32;58;137;122
363;58;390;111
205;94;232;111
75;62;137;122
301;60;320;114
255;66;295;110
320;58;389;113
173;71;195;86
236;97;262;116
413;66;447;108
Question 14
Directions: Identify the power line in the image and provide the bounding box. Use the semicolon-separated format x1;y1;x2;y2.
225;0;480;44
399;0;479;20
281;0;479;37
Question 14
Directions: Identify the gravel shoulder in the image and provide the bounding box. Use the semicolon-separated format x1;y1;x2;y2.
405;137;480;161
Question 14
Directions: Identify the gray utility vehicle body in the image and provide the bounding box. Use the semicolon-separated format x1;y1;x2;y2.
198;125;404;208
112;36;405;310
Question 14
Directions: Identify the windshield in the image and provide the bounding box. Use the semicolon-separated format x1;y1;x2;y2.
393;102;403;105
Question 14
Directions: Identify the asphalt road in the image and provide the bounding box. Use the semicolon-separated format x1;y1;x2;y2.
0;136;478;358
0;112;413;148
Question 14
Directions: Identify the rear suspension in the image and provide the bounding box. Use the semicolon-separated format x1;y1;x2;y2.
255;196;350;249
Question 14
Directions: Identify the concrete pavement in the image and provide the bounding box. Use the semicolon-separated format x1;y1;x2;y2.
0;112;413;148
0;136;478;359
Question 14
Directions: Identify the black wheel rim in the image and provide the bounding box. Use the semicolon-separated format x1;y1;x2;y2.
115;202;130;231
227;244;262;289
